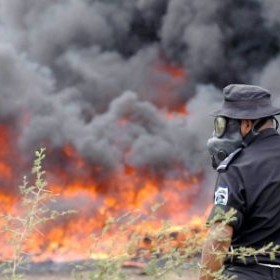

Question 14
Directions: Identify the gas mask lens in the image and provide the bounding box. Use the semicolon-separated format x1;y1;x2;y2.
207;117;243;169
214;116;227;138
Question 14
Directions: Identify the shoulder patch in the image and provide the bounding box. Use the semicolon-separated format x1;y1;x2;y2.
217;147;243;172
214;186;228;205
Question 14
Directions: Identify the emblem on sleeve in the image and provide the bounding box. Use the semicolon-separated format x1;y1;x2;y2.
214;187;228;205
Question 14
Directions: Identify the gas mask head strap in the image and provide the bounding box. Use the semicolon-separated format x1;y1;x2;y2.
273;117;279;130
242;117;271;147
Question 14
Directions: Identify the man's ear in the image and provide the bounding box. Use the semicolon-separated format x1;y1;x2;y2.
240;119;253;137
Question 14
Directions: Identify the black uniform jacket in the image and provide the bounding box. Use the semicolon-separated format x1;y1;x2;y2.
208;128;280;265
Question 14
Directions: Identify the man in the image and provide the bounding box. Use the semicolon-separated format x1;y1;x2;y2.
199;84;280;279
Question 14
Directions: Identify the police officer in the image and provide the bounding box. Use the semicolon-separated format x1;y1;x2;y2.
199;84;280;280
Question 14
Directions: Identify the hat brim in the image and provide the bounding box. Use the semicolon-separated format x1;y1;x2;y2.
210;106;280;119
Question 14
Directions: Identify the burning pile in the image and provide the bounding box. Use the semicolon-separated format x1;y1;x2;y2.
0;122;207;262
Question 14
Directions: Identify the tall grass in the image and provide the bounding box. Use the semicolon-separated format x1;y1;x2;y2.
1;148;74;279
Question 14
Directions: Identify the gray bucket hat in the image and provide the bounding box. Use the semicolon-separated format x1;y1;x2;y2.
211;84;280;119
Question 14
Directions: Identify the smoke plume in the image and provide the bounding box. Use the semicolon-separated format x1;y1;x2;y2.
0;0;280;201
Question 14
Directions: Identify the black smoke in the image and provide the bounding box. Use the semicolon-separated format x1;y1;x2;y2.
0;0;280;199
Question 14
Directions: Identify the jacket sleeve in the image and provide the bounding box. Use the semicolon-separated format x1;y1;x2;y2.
207;167;246;233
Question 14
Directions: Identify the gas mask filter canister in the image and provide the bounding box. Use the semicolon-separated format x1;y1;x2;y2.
207;117;243;169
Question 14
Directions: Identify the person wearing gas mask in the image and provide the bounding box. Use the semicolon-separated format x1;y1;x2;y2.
199;84;280;280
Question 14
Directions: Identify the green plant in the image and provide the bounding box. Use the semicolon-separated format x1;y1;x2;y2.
78;207;280;280
199;208;280;280
73;205;204;280
0;148;74;279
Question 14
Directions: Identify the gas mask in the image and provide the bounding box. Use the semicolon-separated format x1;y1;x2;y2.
207;117;243;169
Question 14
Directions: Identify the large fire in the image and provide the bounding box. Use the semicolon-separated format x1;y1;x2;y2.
0;64;209;264
0;126;208;263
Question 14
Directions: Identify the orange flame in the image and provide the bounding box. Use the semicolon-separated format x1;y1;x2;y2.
0;64;210;263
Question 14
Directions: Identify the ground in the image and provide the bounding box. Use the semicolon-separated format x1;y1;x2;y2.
0;259;199;279
0;268;199;280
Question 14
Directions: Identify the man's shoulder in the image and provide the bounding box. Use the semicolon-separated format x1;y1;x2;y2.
217;130;280;173
217;147;243;172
